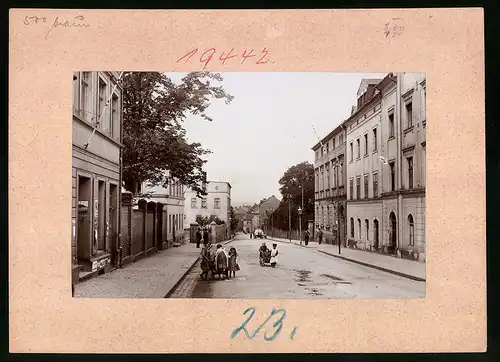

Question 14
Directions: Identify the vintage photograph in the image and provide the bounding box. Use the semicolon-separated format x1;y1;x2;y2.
71;71;426;299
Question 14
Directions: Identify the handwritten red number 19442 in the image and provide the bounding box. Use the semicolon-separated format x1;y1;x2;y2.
177;48;272;68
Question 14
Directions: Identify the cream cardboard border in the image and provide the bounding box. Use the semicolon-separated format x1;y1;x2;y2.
9;8;486;353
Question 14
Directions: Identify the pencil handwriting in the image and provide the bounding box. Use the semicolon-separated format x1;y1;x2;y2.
23;15;90;40
384;18;405;38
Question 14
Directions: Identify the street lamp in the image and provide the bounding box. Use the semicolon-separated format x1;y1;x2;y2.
298;207;303;245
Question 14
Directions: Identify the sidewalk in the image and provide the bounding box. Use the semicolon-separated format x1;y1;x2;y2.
268;237;426;282
74;238;234;298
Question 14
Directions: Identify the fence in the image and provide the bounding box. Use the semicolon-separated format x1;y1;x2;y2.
119;192;186;266
268;228;301;241
187;222;231;244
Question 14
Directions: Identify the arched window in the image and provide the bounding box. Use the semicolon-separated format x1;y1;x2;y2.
365;219;369;241
357;218;361;239
408;214;414;246
350;218;354;237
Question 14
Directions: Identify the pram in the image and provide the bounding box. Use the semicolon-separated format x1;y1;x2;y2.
259;249;271;267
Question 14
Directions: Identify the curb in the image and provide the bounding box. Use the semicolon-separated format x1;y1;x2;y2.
318;250;426;282
267;238;294;244
163;237;235;298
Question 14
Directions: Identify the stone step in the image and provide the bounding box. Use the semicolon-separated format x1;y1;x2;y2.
79;270;97;282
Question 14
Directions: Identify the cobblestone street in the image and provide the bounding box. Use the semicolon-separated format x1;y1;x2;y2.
169;233;425;298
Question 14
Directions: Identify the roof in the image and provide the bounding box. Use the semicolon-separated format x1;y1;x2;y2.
311;123;344;151
312;75;393;151
345;73;394;126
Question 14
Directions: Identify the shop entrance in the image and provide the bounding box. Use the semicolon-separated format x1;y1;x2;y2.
77;176;92;262
109;184;118;265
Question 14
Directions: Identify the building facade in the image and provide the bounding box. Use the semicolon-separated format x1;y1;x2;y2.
344;78;384;251
184;181;232;228
379;72;426;261
139;175;187;244
312;125;347;245
72;71;123;278
313;73;426;261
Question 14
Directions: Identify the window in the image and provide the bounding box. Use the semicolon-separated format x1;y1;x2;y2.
350;142;353;161
98;77;107;128
349;179;353;200
201;199;207;208
390;162;395;191
356;177;361;199
389;112;395;138
214;198;220;209
406;102;413;128
407;157;414;189
373;128;378;151
80;72;92;122
191;198;197;208
332;138;336;150
365;219;369;241
110;93;119;138
326;142;329;154
339;134;343;145
408;214;414;246
326;165;330;189
339;163;343;186
356;139;360;159
364;134;368;156
364;175;369;199
358;218;361;239
169;215;172;233
373;172;379;197
333;163;337;187
350;218;354;237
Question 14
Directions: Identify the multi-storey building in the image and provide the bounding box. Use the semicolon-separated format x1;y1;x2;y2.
379;72;426;261
339;73;426;260
71;71;123;280
184;181;232;228
344;78;384;251
312;125;347;245
139;173;187;245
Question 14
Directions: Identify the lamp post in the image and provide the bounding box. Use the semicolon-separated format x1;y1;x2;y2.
288;196;291;242
298;207;303;245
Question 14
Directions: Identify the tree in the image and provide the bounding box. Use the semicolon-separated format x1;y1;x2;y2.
122;72;234;196
229;206;238;231
273;161;315;231
195;214;225;226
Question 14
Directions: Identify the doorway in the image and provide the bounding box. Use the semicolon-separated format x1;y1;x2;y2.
109;184;118;265
389;212;397;253
97;180;106;251
77;176;92;262
373;219;379;250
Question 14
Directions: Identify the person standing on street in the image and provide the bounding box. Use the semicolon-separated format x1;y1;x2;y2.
270;243;279;268
228;246;239;278
304;230;310;246
196;228;202;248
317;229;323;245
203;228;209;246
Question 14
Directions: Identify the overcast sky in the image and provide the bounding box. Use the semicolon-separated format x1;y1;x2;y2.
166;72;385;206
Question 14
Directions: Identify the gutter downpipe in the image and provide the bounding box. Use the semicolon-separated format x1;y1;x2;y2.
340;123;346;250
118;76;124;268
396;72;403;254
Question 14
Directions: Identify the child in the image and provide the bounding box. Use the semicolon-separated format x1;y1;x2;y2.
228;246;239;278
270;243;279;268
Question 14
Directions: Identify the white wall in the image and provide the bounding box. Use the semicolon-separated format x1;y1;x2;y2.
346;104;382;200
184;181;231;228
